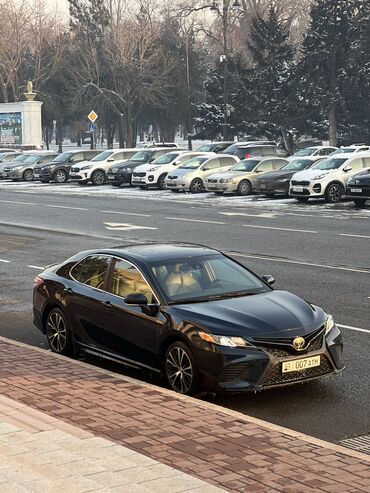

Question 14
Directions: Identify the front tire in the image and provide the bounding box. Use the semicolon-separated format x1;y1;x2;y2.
23;169;33;181
45;308;73;355
325;183;343;203
53;169;68;184
354;198;367;207
158;173;167;190
91;170;106;186
237;180;252;196
164;341;198;395
189;178;203;193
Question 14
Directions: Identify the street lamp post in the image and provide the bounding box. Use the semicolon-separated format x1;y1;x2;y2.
210;0;241;140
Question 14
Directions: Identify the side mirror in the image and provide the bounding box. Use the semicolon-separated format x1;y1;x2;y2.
107;158;114;162
174;161;181;165
124;293;148;305
148;157;155;163
343;165;352;172
261;275;275;286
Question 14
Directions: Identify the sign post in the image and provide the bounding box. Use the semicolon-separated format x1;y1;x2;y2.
87;111;98;150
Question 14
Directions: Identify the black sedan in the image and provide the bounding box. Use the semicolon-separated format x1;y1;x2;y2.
255;157;322;196
33;244;344;395
346;169;370;206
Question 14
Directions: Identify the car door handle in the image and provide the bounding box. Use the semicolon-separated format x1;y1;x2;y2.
64;287;73;294
103;300;113;308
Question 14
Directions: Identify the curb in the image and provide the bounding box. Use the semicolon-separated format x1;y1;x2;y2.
1;335;369;464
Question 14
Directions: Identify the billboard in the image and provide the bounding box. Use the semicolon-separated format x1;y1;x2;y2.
0;112;22;145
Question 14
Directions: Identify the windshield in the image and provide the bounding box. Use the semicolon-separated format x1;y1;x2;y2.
152;153;179;165
52;152;74;163
180;157;208;169
312;158;346;170
91;151;114;162
293;148;316;157
282;159;313;171
197;144;215;152
129;150;152;162
24;155;42;163
14;155;29;163
150;254;268;303
231;159;260;172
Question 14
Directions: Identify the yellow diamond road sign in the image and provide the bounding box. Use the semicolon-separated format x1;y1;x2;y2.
87;111;98;123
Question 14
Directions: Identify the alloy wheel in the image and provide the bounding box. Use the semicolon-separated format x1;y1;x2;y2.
326;183;342;203
55;170;67;183
165;346;194;394
23;169;33;181
190;178;202;193
92;170;106;185
47;312;67;353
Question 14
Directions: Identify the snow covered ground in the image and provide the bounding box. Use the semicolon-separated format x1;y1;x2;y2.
0;179;369;219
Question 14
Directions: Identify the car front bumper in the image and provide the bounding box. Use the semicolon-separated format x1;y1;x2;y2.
205;182;237;193
8;169;23;179
289;181;324;198
193;325;344;393
165;177;192;190
255;181;290;195
346;185;370;201
69;171;90;181
107;171;132;185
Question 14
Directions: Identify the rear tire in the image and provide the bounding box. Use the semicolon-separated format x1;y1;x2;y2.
354;198;367;207
237;180;252;196
45;308;73;356
23;169;33;181
164;341;198;395
91;170;106;186
189;178;203;193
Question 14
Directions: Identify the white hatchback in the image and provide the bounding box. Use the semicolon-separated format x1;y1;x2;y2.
131;151;206;189
289;153;370;203
69;149;138;185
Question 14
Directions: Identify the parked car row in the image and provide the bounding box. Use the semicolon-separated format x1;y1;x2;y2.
1;143;370;206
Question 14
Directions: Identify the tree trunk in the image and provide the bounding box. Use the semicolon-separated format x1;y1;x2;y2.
56;119;63;153
45;125;49;150
328;106;337;146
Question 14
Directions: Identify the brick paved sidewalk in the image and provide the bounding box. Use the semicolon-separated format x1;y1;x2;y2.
0;337;369;493
0;395;223;492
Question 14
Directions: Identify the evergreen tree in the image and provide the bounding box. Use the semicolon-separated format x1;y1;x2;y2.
297;0;359;145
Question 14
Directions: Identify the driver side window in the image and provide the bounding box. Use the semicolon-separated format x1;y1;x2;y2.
108;259;155;303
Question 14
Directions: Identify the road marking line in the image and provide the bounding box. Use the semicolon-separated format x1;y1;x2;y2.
339;233;370;239
101;210;152;217
232;252;370;274
0;199;35;206
27;265;45;270
243;225;318;234
0;259;10;263
166;217;225;225
44;205;88;211
337;324;370;334
104;222;157;231
220;212;276;218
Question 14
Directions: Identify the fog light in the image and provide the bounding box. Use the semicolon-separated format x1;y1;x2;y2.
148;175;154;182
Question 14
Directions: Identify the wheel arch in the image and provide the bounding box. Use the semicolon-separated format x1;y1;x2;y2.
158;333;192;367
41;302;66;334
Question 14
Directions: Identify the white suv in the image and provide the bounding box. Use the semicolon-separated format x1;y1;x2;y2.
131;151;206;189
332;144;370;155
69;149;138;185
165;154;239;193
289;153;370;203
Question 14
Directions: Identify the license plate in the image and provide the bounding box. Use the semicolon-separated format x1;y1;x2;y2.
282;355;321;373
167;181;176;186
350;188;362;193
134;178;145;183
107;174;115;179
292;186;303;192
34;174;40;178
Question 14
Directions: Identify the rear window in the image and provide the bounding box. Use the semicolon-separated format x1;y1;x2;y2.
234;146;275;159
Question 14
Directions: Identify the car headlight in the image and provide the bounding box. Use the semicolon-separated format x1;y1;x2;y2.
12;166;22;170
277;178;289;182
199;332;251;348
324;314;335;334
81;165;92;170
148;167;159;171
314;174;327;180
124;168;132;172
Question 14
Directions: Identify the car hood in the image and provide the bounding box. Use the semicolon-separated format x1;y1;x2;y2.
71;160;90;169
292;169;334;181
168;167;197;178
171;290;326;338
348;171;370;184
114;160;146;170
257;170;298;180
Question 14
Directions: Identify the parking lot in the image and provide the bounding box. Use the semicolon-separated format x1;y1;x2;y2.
0;181;369;446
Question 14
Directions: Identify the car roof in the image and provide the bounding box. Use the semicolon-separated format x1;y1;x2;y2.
79;243;220;262
237;144;276;149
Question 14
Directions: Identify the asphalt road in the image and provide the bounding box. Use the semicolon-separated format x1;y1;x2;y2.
0;183;369;444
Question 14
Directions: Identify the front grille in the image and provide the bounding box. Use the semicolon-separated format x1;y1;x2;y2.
34;167;41;174
254;327;324;354
218;363;249;383
262;335;323;358
71;167;80;173
133;172;146;177
207;179;218;183
263;355;333;387
291;180;310;186
168;176;177;180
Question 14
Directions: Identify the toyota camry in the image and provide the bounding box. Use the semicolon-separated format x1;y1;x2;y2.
33;244;344;394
